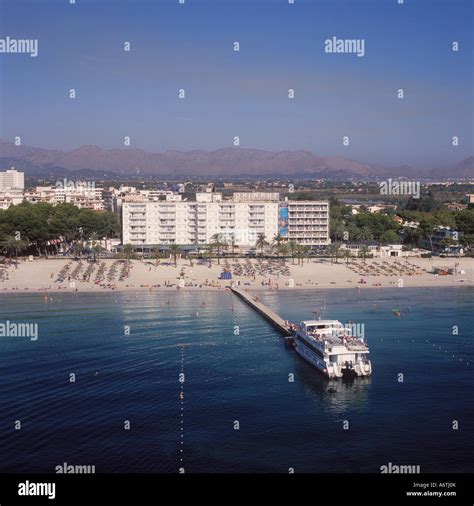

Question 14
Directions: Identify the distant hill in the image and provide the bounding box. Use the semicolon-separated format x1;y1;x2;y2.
0;140;472;180
429;156;474;179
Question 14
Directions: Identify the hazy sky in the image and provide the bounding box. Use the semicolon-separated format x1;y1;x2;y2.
0;0;472;168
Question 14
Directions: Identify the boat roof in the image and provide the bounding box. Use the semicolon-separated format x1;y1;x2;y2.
301;320;342;326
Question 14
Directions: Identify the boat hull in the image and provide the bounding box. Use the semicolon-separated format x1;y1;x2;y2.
294;335;372;379
294;340;330;377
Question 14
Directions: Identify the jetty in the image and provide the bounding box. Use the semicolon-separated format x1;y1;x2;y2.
231;287;293;338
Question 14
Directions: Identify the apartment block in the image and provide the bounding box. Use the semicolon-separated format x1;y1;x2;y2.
0;169;24;192
123;192;330;247
285;201;330;246
123;194;279;246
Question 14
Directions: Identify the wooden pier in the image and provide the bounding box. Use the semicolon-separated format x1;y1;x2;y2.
231;287;293;338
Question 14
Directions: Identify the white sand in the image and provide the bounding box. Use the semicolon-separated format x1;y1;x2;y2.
0;256;472;294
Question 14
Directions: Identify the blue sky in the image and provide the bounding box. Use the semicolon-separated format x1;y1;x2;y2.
0;0;472;168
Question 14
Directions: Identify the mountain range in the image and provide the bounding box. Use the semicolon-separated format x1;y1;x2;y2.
0;141;472;180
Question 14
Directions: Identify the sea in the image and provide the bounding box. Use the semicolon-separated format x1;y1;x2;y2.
0;287;472;473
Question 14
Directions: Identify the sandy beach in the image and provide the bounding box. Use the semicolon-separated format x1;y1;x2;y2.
0;256;472;294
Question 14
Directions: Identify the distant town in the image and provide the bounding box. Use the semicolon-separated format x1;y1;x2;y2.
0;168;473;262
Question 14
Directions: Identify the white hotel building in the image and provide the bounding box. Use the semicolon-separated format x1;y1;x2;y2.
0;169;25;209
286;201;331;246
122;191;330;248
0;169;24;192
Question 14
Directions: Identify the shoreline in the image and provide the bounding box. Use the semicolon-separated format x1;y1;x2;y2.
0;257;472;294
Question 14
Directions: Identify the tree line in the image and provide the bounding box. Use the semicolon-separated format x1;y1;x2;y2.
0;202;119;260
330;196;474;249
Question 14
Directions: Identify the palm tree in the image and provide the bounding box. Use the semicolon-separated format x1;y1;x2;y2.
354;227;373;242
333;243;341;264
92;243;104;262
169;243;181;267
341;249;352;265
0;236;29;268
288;240;299;265
205;244;214;267
256;233;268;257
230;236;237;259
153;246;161;266
326;244;335;264
278;242;290;263
271;233;286;257
89;232;101;262
298;245;311;266
326;243;341;264
272;233;283;248
359;245;370;263
71;241;84;258
331;222;346;242
123;243;134;265
210;233;227;266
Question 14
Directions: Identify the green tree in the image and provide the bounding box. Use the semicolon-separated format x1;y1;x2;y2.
123;243;134;265
341;249;352;265
359;245;370;262
298;245;311;265
229;236;237;259
354;226;373;242
455;209;474;236
273;242;289;262
205;244;214;267
418;218;437;251
169;243;181;267
0;236;29;268
210;233;227;266
326;243;341;264
272;233;284;248
379;230;400;244
288;240;299;265
256;233;268;257
460;234;474;251
402;227;422;246
405;196;441;213
153;246;161;266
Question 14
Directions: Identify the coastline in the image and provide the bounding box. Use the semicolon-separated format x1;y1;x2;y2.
0;257;472;294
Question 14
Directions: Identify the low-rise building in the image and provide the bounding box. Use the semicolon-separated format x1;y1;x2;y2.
420;226;463;255
0;190;24;210
25;185;105;210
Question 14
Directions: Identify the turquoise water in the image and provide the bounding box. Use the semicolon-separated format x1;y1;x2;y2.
0;287;472;473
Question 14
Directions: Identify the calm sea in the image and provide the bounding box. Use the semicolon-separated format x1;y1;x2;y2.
0;287;472;473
